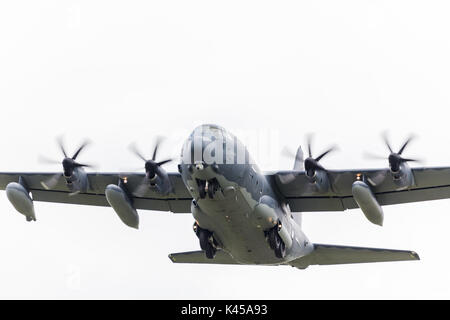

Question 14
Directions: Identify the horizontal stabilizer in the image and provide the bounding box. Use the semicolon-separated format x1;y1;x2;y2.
288;243;420;269
169;250;239;265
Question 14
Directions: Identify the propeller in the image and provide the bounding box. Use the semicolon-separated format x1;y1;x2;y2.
39;138;93;190
304;135;337;178
280;135;337;184
129;137;173;196
365;133;420;173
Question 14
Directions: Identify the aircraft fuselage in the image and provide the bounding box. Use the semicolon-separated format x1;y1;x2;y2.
179;125;313;265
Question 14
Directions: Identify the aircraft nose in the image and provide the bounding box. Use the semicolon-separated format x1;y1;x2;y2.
195;162;205;171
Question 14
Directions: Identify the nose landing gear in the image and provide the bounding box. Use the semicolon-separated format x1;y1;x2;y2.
193;222;217;259
196;178;220;199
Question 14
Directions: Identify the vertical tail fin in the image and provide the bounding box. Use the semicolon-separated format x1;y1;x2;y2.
293;146;304;171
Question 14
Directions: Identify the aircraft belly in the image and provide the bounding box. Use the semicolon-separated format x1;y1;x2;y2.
195;180;283;265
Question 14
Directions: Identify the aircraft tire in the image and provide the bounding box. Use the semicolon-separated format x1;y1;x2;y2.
207;186;214;199
198;229;210;251
268;228;280;250
205;244;216;259
275;240;286;259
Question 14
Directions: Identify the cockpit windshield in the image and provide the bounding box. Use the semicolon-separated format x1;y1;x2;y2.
189;124;225;139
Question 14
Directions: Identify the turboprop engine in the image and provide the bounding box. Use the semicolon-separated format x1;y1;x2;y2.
388;153;415;189
282;135;337;194
366;134;419;190
39;138;93;194
129;137;173;197
106;137;175;229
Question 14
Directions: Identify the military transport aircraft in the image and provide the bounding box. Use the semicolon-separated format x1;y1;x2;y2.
3;124;449;269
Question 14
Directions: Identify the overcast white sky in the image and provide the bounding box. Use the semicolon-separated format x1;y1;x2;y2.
1;1;450;299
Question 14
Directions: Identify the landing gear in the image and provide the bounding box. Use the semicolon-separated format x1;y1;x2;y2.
196;178;220;199
194;222;217;259
275;240;286;259
197;180;207;199
205;244;216;259
266;223;286;259
207;179;219;199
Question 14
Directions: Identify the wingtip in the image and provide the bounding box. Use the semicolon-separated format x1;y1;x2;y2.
411;251;420;260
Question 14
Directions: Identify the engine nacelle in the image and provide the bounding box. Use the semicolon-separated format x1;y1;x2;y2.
391;162;415;190
352;181;384;226
308;169;330;193
6;182;36;221
105;184;139;229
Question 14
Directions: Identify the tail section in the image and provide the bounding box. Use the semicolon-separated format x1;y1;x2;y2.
169;244;419;269
288;243;420;269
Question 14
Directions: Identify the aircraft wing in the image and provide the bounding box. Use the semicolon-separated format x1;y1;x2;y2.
271;167;450;212
0;172;192;213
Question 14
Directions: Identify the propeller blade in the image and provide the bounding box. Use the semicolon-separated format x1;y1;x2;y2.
74;162;95;169
314;146;337;162
57;137;68;158
38;155;61;165
366;170;388;187
398;136;415;155
306;134;313;158
40;173;62;190
363;152;388;160
277;173;297;184
133;179;150;197
382;133;394;154
282;147;303;162
129;143;147;162
313;162;326;172
401;157;421;163
156;159;173;167
281;147;296;159
152;136;164;161
71;140;90;160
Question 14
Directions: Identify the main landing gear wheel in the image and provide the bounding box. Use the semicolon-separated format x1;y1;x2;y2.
198;229;210;251
267;223;286;259
194;222;217;259
205;244;216;259
268;228;280;250
275;240;286;259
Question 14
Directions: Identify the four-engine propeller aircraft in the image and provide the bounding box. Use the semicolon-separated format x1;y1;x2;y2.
4;124;450;269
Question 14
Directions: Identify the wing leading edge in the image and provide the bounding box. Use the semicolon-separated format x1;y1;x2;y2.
0;172;192;213
271;167;450;212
